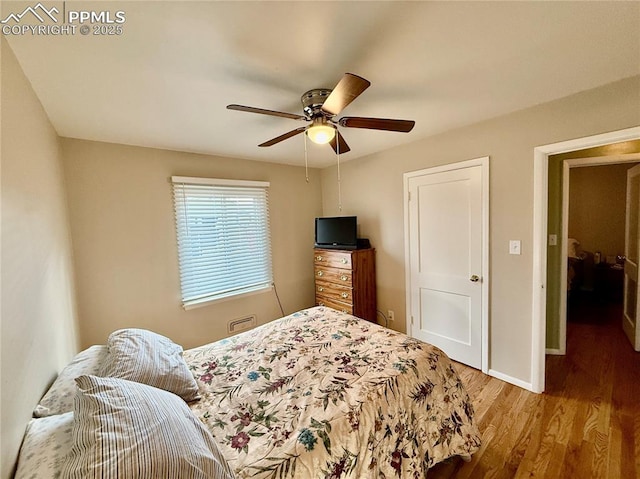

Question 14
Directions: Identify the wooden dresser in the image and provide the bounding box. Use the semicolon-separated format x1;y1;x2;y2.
313;248;377;322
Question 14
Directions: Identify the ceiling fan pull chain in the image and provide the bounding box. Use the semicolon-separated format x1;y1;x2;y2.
337;140;342;211
304;133;309;183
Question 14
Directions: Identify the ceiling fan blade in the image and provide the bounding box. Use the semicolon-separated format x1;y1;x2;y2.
339;117;415;133
259;127;307;147
227;104;307;121
321;73;371;116
329;130;351;154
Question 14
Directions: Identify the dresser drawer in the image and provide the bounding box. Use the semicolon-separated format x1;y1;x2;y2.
314;266;352;285
313;250;352;269
313;247;376;323
315;297;353;315
316;281;353;304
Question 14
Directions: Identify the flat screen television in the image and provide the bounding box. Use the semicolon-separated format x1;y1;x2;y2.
315;216;358;250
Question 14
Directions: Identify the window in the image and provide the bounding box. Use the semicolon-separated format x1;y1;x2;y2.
171;176;272;308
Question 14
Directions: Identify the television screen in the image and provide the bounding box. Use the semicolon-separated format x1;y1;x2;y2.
315;216;357;249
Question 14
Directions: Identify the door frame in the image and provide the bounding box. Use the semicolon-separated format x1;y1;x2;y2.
553;153;640;356
623;164;640;351
403;156;490;374
532;126;640;393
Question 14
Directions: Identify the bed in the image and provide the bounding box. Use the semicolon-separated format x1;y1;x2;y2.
15;306;481;478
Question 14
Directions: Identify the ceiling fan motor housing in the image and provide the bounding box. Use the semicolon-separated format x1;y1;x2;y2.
301;88;332;118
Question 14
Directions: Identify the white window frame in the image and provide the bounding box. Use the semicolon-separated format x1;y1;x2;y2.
171;176;273;309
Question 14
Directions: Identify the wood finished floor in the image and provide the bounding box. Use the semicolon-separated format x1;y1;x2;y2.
428;296;640;479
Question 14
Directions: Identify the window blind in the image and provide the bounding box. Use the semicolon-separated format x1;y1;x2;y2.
171;176;272;308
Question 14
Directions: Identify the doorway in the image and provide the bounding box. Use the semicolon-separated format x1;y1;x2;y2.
559;156;640;354
532;127;640;393
564;160;640;351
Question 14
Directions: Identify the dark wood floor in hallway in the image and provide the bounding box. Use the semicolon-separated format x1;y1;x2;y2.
428;297;640;479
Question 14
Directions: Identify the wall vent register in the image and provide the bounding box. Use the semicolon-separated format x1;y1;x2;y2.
228;315;257;334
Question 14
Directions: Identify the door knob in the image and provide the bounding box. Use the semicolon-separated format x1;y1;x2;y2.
470;275;480;282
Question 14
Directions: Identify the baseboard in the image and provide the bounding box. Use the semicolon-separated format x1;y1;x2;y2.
545;348;565;355
488;369;535;392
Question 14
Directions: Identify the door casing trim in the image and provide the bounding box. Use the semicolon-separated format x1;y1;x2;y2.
403;156;490;374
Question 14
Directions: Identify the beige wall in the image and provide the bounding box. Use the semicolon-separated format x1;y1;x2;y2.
569;163;637;259
321;75;640;385
1;39;79;478
61;139;323;349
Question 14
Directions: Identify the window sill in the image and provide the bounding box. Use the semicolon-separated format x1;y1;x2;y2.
182;284;273;311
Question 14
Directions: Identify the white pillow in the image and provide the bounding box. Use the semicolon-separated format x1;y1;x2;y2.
567;238;580;259
34;345;107;417
61;375;234;479
100;328;200;402
15;412;74;479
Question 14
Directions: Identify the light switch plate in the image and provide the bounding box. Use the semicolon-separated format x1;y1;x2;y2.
549;234;557;246
509;240;521;255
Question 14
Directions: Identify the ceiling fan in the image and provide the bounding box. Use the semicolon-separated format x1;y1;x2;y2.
227;73;415;154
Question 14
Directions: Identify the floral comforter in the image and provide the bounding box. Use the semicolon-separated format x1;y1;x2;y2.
184;307;481;478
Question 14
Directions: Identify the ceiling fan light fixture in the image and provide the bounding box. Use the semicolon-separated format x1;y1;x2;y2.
306;123;336;145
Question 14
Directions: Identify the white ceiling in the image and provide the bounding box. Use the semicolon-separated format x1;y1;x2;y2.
5;1;640;167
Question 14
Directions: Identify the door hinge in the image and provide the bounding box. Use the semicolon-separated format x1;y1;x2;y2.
408;191;411;201
411;316;414;325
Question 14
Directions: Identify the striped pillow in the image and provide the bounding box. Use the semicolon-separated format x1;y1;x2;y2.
62;375;235;479
100;328;200;402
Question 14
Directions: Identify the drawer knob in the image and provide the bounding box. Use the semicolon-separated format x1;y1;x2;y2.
341;258;347;264
340;275;348;281
341;292;349;299
342;309;348;314
319;302;325;306
316;255;323;261
318;287;324;292
317;271;323;277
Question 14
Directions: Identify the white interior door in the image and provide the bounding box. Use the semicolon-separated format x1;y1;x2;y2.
623;164;640;351
404;159;488;370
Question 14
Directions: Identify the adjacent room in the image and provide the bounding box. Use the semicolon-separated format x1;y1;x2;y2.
2;1;639;478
